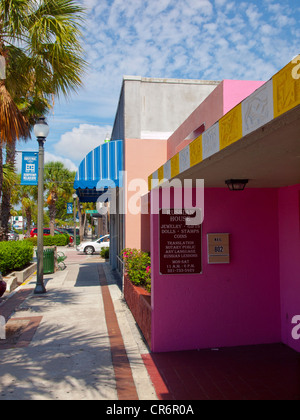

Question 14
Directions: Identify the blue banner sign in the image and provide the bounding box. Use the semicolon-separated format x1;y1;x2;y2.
67;203;73;214
21;152;38;186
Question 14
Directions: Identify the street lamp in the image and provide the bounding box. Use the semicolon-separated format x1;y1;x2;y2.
225;179;249;191
73;193;77;248
34;117;49;295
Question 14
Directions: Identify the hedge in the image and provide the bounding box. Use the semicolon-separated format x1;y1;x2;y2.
100;247;110;259
25;234;70;247
0;241;34;276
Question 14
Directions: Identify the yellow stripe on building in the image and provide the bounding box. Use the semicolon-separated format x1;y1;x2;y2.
190;135;203;167
273;57;300;118
158;166;164;184
219;103;243;150
171;154;180;178
148;174;153;191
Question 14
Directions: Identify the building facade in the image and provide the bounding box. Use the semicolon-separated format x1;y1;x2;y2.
148;57;300;353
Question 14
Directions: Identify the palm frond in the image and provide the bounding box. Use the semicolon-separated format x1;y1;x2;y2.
0;81;31;143
2;161;17;192
27;0;87;97
0;0;31;39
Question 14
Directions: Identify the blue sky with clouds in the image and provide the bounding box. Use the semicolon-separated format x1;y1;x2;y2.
17;0;300;173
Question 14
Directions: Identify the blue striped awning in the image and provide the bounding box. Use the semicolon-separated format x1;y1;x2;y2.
74;140;123;202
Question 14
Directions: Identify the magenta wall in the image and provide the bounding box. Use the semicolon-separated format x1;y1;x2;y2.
151;188;281;353
278;184;300;352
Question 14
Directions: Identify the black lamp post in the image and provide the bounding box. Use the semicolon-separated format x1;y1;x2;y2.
34;117;49;295
73;193;77;248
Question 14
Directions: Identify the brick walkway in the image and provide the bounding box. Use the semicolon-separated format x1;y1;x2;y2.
0;260;154;400
2;258;299;401
0;289;32;321
98;264;139;400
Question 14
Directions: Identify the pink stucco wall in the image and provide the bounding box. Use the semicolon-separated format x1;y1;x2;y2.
167;80;266;161
278;184;300;353
150;188;281;353
222;80;265;115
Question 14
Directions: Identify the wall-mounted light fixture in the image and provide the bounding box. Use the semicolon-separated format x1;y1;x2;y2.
225;179;249;191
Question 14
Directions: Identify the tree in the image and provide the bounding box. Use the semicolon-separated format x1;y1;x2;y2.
44;161;75;235
0;0;86;240
11;174;37;236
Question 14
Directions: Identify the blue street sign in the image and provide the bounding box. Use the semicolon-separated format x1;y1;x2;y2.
21;152;38;186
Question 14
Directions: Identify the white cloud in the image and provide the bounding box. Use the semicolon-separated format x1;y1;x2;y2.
45;152;78;172
15;151;78;174
51;0;300;152
54;124;112;162
80;0;299;84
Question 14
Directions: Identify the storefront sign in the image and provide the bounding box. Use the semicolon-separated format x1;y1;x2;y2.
159;209;202;275
207;233;230;264
21;152;38;186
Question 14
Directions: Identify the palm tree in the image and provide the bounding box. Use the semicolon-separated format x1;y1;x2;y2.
11;174;37;236
0;161;18;237
0;0;86;240
44;161;75;235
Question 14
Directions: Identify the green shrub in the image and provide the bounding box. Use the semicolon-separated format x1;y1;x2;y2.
0;241;34;276
121;248;151;293
25;234;69;247
100;247;110;259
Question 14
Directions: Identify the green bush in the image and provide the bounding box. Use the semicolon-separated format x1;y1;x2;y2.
100;247;110;259
0;241;34;276
121;248;151;293
25;234;69;247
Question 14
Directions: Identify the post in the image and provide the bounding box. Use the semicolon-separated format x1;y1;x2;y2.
35;138;46;294
73;194;77;247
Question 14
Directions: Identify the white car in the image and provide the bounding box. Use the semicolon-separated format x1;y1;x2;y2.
8;230;19;241
77;235;110;255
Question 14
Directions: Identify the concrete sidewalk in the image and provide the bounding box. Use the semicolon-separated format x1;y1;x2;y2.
0;249;157;401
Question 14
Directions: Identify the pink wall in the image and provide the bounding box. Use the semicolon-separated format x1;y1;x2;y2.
167;82;224;160
278;184;300;353
150;188;281;353
166;80;266;161
222;80;265;114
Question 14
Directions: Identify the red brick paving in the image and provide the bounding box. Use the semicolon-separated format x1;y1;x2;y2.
143;344;300;400
0;316;42;350
0;289;32;321
98;264;139;400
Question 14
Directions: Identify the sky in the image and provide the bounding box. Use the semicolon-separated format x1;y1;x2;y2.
17;0;300;173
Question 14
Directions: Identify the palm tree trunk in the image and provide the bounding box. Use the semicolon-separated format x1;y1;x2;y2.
49;203;56;236
0;143;4;241
1;139;16;240
25;207;32;237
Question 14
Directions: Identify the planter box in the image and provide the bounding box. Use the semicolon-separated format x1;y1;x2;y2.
123;273;151;348
4;262;37;293
12;262;37;285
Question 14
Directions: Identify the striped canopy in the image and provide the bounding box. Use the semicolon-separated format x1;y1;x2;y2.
74;140;123;202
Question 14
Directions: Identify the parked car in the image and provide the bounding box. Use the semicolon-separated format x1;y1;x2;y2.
55;228;74;244
30;228;63;237
77;235;110;255
8;230;19;241
65;228;80;236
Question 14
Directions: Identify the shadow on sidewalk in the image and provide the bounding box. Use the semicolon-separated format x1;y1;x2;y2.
74;263;122;292
0;324;118;400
